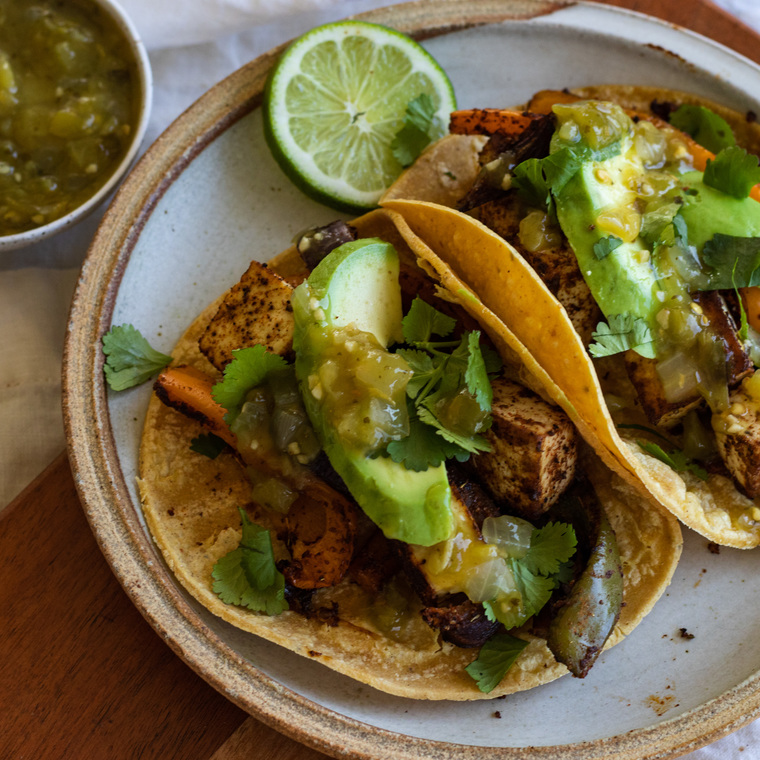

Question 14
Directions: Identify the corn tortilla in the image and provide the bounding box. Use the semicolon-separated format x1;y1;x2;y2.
381;85;760;548
139;208;682;699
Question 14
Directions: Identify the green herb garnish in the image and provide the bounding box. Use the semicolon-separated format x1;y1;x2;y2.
636;440;709;481
391;93;440;168
593;235;624;260
700;234;760;290
589;314;655;359
212;508;288;615
669;104;736;154
703;146;760;199
512;147;583;210
389;298;501;470
102;324;172;391
465;633;530;694
212;345;288;424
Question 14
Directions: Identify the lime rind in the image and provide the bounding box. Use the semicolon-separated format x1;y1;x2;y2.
263;20;456;212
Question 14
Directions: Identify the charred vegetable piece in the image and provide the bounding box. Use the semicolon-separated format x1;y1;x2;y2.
199;260;295;371
421;597;499;648
296;220;358;270
284;480;357;589
546;491;623;678
154;365;236;447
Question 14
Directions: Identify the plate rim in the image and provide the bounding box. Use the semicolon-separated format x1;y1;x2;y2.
62;1;760;757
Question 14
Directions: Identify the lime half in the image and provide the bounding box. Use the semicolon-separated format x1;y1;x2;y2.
263;21;456;212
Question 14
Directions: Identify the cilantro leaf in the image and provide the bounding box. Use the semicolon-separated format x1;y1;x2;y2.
510;559;558;619
190;433;228;459
391;93;440;168
637;440;709;481
417;404;491;456
464;331;493;410
669;104;736;154
395;348;437;399
212;345;288;424
385;407;468;470
393;300;500;470
588;314;655;359
212;508;288;615
102;324;172;391
402;297;456;343
700;234;760;290
703;146;760;199
512;148;582;209
521;522;578;576
465;633;529;693
593;235;623;260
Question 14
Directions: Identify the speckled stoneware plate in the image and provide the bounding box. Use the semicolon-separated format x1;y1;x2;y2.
63;1;760;757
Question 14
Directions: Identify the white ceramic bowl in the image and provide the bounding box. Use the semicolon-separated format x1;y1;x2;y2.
0;0;152;252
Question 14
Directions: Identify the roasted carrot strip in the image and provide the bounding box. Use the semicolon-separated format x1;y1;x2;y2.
527;89;581;114
449;108;535;137
153;365;236;447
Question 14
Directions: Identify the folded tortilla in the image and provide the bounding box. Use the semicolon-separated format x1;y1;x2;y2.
382;85;760;549
138;207;682;699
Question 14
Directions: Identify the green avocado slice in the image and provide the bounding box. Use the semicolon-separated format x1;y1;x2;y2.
292;237;453;547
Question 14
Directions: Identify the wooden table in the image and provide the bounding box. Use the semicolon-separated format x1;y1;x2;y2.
3;1;759;757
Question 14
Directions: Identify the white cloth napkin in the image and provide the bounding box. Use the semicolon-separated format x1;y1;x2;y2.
1;0;759;756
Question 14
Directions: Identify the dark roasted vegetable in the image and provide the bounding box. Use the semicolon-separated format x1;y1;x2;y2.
546;490;623;677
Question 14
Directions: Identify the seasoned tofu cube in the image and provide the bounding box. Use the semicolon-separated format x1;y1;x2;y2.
199;260;294;371
471;377;577;519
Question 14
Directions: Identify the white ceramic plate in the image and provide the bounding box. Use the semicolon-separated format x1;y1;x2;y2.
63;2;760;757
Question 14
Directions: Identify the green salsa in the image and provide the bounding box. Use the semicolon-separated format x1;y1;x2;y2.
0;0;141;235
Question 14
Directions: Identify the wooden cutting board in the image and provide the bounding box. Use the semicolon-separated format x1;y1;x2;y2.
4;2;759;758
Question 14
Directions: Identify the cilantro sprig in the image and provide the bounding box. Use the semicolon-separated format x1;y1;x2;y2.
388;298;501;470
465;633;529;694
212;508;288;615
102;324;172;391
468;521;577;692
482;521;577;632
669;104;736;154
636;440;709;481
588;314;655;359
391;93;442;168
212;345;288;424
703;146;760;199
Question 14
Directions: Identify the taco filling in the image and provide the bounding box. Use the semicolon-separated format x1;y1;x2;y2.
382;86;760;548
136;208;680;699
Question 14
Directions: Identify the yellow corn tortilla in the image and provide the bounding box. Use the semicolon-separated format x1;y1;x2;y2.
381;85;760;548
139;208;682;700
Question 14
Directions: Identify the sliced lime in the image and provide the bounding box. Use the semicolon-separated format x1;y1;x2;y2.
263;20;456;213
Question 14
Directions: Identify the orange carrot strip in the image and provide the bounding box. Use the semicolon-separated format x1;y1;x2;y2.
526;89;581;114
449;108;535;137
153;365;236;447
740;287;760;333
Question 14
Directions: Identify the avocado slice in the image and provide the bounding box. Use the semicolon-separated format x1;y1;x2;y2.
679;170;760;250
555;152;659;357
292;237;454;547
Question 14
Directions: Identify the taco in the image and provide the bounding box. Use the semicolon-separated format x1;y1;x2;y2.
382;85;760;549
138;206;681;700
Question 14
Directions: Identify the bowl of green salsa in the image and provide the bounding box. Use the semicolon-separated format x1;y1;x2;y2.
0;0;152;250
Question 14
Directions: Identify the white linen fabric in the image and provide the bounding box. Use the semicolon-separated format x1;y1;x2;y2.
1;0;758;756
